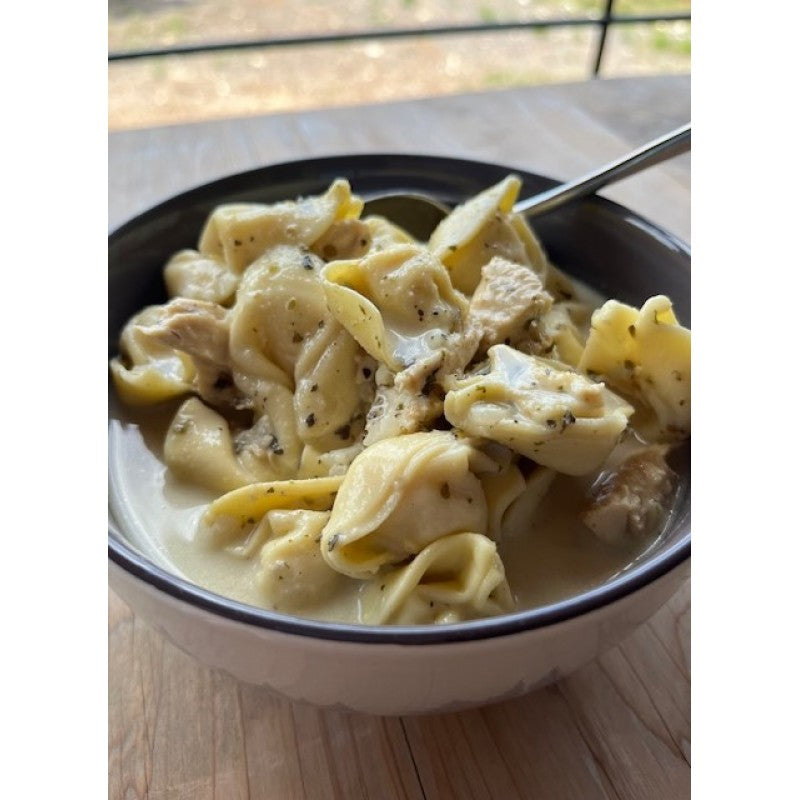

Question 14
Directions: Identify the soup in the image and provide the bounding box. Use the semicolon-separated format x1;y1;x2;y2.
109;176;690;626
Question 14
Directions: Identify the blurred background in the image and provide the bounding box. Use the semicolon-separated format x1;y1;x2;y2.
108;0;690;131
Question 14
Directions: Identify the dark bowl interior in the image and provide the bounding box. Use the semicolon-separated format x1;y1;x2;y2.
109;153;690;644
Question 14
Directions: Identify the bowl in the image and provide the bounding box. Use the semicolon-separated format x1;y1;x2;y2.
108;153;690;716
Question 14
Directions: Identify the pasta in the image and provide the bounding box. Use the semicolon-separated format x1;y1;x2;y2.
360;533;513;625
111;177;691;626
319;431;489;578
578;295;691;441
443;345;635;476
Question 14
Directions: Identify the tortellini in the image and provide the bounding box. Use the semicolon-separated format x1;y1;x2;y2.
198;475;343;552
501;465;558;538
163;249;239;306
320;431;489;578
198;179;362;273
364;215;416;250
480;463;527;541
112;176;691;627
535;302;590;367
578;295;690;441
320;244;470;372
429;174;549;294
228;244;330;381
360;533;513;625
228;244;373;450
444;345;634;475
258;510;350;613
165;397;264;493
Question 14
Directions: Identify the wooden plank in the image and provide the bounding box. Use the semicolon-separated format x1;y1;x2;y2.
648;578;691;681
403;686;623;799
236;690;424;800
108;592;251;800
556;630;691;799
109;592;423;800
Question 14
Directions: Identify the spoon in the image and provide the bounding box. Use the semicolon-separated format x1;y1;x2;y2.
362;123;690;240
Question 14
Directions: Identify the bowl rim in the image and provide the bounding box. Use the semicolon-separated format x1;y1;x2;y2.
108;152;691;646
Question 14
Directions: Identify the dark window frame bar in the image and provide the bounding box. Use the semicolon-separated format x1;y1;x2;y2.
108;8;690;77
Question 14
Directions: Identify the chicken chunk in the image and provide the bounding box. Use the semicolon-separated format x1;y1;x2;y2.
468;256;553;352
582;445;676;545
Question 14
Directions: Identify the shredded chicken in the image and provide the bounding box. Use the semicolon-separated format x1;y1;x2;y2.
140;297;239;408
582;445;676;545
377;323;480;448
363;384;443;446
392;317;480;402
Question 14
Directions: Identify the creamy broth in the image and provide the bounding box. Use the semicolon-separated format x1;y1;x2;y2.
500;470;660;611
111;401;363;620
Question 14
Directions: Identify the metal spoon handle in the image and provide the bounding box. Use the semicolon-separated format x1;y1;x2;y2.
514;122;691;218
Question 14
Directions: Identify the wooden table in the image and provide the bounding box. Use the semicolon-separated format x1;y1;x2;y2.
109;74;690;800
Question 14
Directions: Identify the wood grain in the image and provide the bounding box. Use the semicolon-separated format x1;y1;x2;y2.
109;75;691;799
